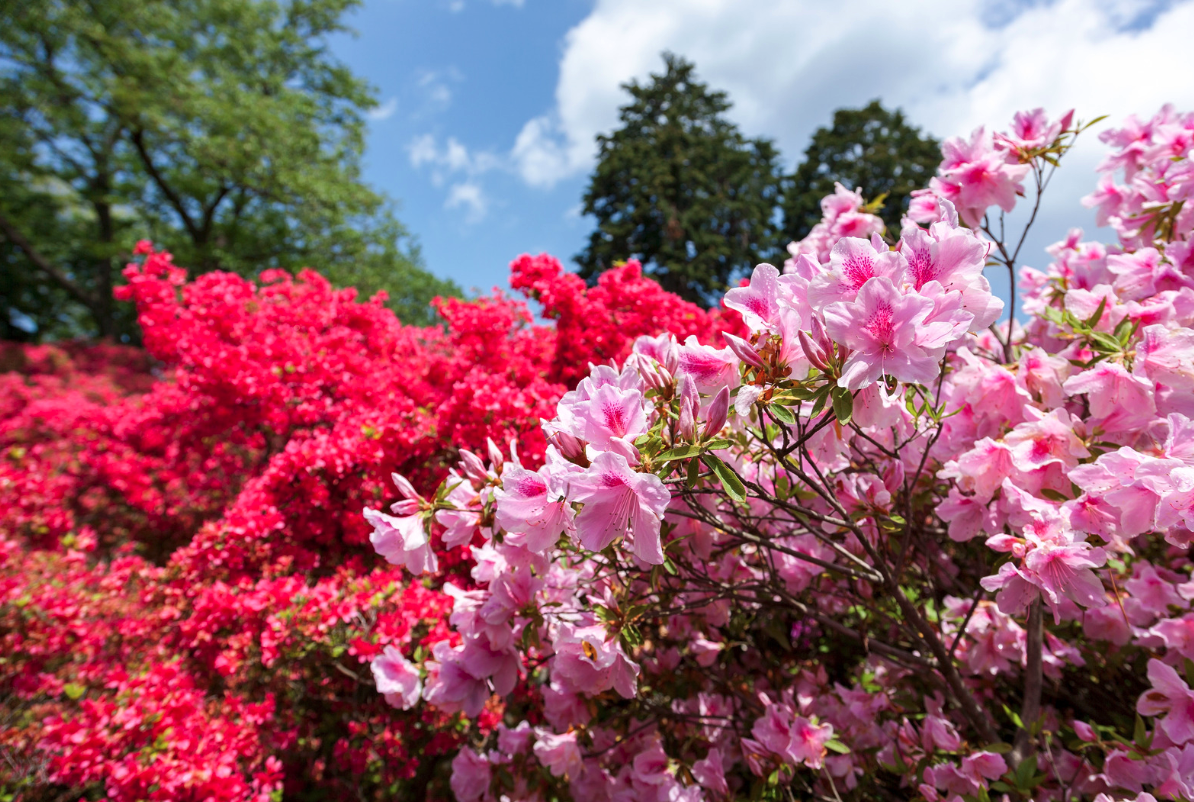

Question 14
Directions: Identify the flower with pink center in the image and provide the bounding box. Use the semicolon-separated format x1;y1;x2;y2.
1139;658;1194;745
493;454;577;553
570;451;670;564
1003;408;1090;474
724;262;784;333
579;384;647;450
1063;362;1157;434
982;535;1108;622
996;107;1071;152
1083;173;1129;226
931;126;1031;226
370;645;422;710
823;276;937;390
789;717;835;770
676;336;739;395
808;236;906;310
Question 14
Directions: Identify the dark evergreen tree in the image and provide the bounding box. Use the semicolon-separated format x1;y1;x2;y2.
782;100;941;242
576;54;784;306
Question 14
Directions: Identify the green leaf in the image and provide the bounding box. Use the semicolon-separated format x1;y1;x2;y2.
686;457;700;488
769;402;797;425
663;556;679;576
825;739;851;754
64;683;85;700
983;741;1014;754
831;386;853;424
704;455;746;502
703;438;734;451
1084;296;1107;328
657;444;702;463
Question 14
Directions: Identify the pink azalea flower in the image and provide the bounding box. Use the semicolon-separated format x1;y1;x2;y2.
570;451;670;564
1003;408;1090;473
450;748;491;802
1136;324;1194;392
578;384;648;450
808;236;906;310
932;126;1030;226
632;741;672;785
533;729;584;779
822;276;937;390
1063;362;1157;434
982;536;1108;622
1138;658;1194;745
676;336;739;394
421;641;491;717
364;506;437;576
692;748;729;797
551;622;640;698
370;645;422;710
493;456;577;553
789;716;834;770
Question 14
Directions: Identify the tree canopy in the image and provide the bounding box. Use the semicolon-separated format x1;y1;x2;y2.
781;99;942;242
0;0;458;340
575;54;784;306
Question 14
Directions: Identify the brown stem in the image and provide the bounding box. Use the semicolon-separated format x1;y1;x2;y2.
1012;598;1044;765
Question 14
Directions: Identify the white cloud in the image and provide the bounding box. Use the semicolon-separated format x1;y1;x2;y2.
445;181;490;222
366;97;398;121
408;135;502;220
506;0;1194;255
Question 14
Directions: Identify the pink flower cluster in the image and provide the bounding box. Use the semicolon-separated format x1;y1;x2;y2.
364;107;1194;802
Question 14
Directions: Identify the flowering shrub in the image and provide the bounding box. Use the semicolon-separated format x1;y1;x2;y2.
0;252;734;799
364;105;1194;802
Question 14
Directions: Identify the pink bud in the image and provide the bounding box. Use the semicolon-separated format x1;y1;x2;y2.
486;438;504;471
677;377;698;441
458;449;488;486
391;472;422;502
723;332;763;368
703;386;730;438
546;430;586;463
810;315;833;355
1073;720;1096;742
798;330;829;372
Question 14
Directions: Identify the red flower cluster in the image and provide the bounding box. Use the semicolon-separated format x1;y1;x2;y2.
0;247;736;800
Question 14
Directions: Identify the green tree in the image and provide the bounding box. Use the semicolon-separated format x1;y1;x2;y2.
782;100;941;242
576;53;784;306
0;0;457;340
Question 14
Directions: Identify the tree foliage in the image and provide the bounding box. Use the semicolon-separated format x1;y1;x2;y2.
781;99;942;241
576;53;784;306
0;0;457;339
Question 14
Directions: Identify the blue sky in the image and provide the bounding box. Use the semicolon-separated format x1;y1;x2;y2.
329;0;594;295
329;0;1194;308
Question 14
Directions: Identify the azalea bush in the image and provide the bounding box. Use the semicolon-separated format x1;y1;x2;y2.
362;105;1194;802
0;251;737;800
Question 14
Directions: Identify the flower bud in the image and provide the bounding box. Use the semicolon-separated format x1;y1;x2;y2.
486;438;504;471
391;472;423;502
798;330;830;372
722;332;763;368
458;449;488;486
677;377;698;442
703;386;730;438
810;315;833;356
546;429;587;464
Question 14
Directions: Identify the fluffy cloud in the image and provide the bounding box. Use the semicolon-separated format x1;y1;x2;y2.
366;97;398;122
445;181;490;222
509;0;1194;253
408;135;501;222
